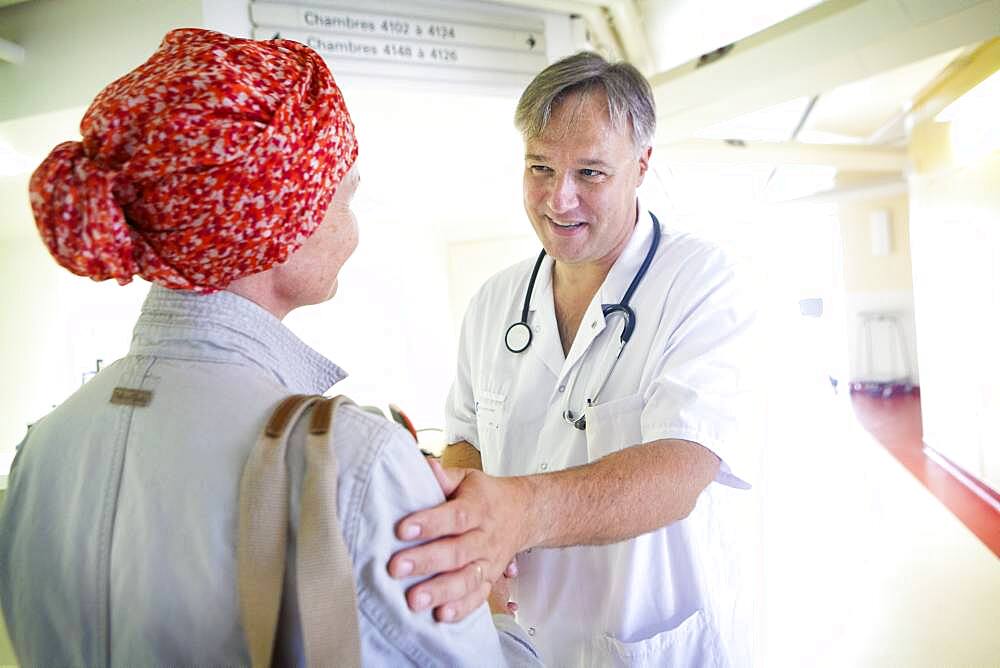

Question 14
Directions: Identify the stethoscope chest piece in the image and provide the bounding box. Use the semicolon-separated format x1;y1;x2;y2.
505;212;661;429
505;321;532;354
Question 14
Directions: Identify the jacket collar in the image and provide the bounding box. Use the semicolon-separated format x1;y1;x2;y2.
130;285;346;395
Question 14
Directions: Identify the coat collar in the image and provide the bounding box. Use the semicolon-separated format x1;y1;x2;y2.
527;200;659;381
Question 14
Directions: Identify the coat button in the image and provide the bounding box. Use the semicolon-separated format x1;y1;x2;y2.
528;627;536;636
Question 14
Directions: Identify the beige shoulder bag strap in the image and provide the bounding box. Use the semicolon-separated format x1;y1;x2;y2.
238;394;362;668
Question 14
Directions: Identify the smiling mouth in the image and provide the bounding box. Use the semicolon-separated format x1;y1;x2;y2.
547;216;585;229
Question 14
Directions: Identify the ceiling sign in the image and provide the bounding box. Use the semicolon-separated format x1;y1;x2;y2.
251;1;548;86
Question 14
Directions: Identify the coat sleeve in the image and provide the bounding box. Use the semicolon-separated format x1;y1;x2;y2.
444;292;483;450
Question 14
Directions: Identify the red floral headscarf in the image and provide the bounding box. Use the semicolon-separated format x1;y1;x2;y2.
29;29;358;292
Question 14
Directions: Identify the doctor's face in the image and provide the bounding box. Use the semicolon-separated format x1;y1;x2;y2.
523;88;651;271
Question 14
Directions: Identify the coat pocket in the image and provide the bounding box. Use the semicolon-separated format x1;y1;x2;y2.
584;392;644;462
474;387;507;467
593;609;725;668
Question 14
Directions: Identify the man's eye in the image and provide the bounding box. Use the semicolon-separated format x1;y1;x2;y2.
530;165;552;174
580;168;603;178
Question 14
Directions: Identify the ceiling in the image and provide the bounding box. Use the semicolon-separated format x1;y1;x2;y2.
0;0;994;242
490;1;992;175
564;0;992;204
695;48;964;147
640;0;825;72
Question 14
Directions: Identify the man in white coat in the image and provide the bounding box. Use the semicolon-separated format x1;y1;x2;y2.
388;52;758;666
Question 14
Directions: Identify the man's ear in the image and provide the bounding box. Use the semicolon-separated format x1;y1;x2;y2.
637;145;652;185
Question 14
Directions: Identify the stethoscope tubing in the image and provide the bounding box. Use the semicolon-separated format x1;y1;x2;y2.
504;212;662;429
506;212;661;353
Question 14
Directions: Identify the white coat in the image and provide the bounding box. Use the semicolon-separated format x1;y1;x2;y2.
445;209;758;667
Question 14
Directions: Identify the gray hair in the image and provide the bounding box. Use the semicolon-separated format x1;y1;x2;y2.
515;51;656;149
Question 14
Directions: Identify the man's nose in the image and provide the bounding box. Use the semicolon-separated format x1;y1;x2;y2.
548;173;578;214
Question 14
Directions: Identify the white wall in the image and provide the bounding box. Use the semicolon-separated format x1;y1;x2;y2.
284;82;527;433
284;216;456;433
836;185;920;385
0;0;203;122
0;238;148;473
910;150;1000;490
843;290;919;384
906;41;1000;492
447;234;536;334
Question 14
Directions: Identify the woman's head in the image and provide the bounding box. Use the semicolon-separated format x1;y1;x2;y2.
29;29;358;293
242;160;361;315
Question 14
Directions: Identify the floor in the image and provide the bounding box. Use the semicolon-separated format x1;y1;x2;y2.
850;390;1000;557
760;375;1000;667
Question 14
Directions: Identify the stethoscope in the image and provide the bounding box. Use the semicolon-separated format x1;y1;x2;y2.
505;213;661;430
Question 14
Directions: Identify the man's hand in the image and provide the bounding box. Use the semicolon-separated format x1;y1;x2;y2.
388;459;533;622
397;439;718;622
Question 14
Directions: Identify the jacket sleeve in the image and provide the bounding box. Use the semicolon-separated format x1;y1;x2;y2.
350;422;542;666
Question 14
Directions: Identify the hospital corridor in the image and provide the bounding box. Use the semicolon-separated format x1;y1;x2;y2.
1;0;999;666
